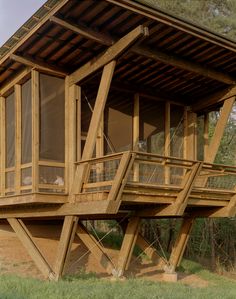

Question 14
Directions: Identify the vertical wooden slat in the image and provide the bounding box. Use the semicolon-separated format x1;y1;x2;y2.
0;97;5;196
186;111;197;160
32;70;39;193
164;101;170;184
15;84;21;194
133;93;139;182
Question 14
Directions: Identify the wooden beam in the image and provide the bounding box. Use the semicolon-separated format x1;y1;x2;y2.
54;216;78;280
193;86;236;112
115;217;140;277
134;46;236;85
8;218;55;279
164;102;170;184
50;16;113;46
76;222;115;275
69;25;148;85
53;17;236;86
167;217;194;272
73;61;116;194
205;97;235;163
10;54;67;77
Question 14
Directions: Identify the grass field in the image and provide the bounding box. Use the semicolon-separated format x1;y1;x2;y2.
0;261;235;299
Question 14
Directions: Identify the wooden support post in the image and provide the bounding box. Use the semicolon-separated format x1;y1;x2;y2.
54;216;78;280
15;84;21;194
203;113;209;159
32;70;39;193
136;233;166;269
66;80;80;195
0;97;5;196
8;218;55;279
115;217;140;277
205;97;235;163
186;111;197;160
167;217;195;272
73;61;116;194
76;222;114;275
133;93;139;182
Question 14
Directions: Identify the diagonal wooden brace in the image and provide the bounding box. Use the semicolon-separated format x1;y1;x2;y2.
69;25;149;85
76;222;115;275
7;218;55;280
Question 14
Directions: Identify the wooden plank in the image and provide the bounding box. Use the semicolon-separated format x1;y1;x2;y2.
0;97;5;196
32;70;39;193
10;54;67;77
15;84;21;194
76;222;114;275
52;16;236;86
115;217;140;277
186;111;197;160
204;113;209;158
205;97;235;163
8;218;55;279
73;61;116;194
54;216;78;280
168;217;194;271
69;25;148;85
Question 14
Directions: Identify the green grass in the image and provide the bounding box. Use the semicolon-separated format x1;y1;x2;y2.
0;261;235;299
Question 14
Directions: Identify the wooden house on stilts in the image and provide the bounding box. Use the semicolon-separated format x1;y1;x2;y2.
0;0;235;280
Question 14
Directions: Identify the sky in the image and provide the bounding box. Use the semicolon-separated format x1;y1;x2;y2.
0;0;45;47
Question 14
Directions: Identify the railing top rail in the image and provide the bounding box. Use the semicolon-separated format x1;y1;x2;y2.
75;150;236;171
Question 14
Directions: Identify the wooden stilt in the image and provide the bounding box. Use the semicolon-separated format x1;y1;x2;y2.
54;216;78;280
115;217;140;277
7;218;55;280
76;222;114;275
167;217;195;272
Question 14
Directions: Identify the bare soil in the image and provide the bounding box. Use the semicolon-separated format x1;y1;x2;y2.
0;223;209;287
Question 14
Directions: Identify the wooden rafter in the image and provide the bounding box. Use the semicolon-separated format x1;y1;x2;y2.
69;25;149;85
8;218;55;279
51;17;236;85
10;54;67;77
193;86;236;112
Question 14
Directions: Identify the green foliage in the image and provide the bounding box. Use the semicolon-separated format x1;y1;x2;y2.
136;0;236;40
